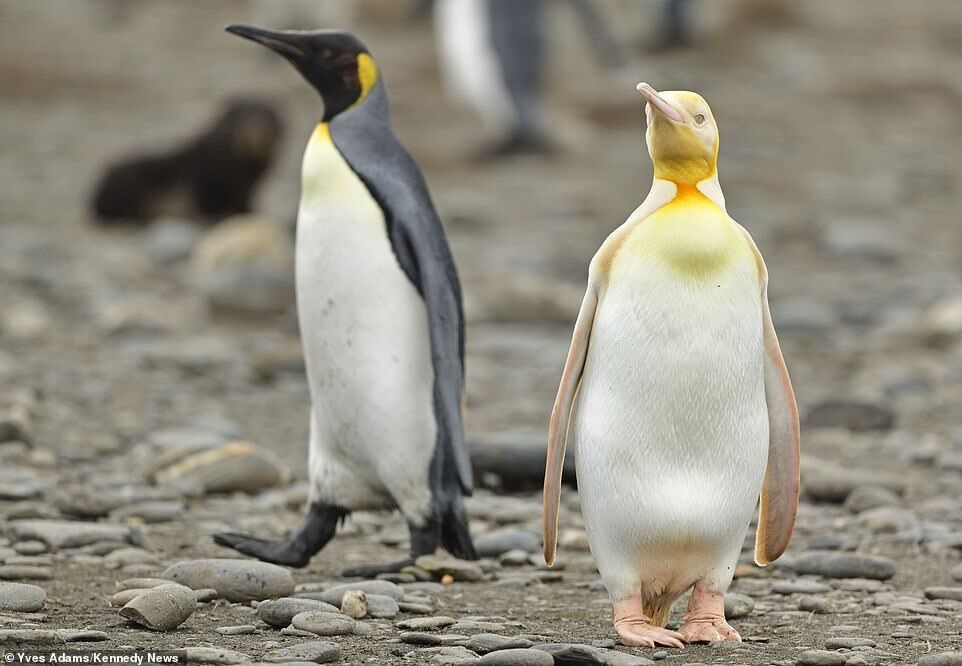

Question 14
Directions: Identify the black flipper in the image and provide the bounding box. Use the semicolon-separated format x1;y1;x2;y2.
213;502;346;568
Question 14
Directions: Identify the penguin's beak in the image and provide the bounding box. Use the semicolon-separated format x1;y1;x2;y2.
225;24;309;62
636;82;684;124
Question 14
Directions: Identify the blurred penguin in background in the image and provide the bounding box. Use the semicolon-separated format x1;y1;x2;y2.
248;0;357;31
434;0;622;158
91;99;281;224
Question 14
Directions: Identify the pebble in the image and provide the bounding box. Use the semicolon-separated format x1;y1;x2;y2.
532;643;655;665
466;634;535;653
795;649;848;665
59;630;109;642
844;485;901;513
724;592;755;619
474;530;541;557
415;555;484;582
478;648;554;666
365;593;399;618
13;540;48;555
117;577;170;590
399;601;436;614
257;597;339;627
215;625;256;635
0;565;52;580
6;519;133;549
261;640;340;664
0;582;46;612
773;580;832;595
402;631;443;646
823;638;877;649
119;582;196;631
291;610;357;636
917;654;962;666
319;579;403;604
180;647;251;664
104;547;160;570
143;217;201;264
792;552;896;580
804;400;895;432
340;589;367;619
151;441;286;494
798;595;834;614
0;629;64;644
924;587;962;602
110;500;184;523
397;616;457;631
163;558;295;601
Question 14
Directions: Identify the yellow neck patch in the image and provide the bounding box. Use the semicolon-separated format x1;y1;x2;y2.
617;184;745;280
355;53;378;106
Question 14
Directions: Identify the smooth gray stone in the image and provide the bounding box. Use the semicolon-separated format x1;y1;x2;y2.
474;530;540;557
925;587;962;601
466;633;534;654
119;583;196;631
365;593;399;618
6;519;133;549
798;595;834;614
823;637;876;649
724;592;755;619
215;625;256;635
0;582;46;611
795;650;848;665
180;647;251;664
261;640;339;663
772;580;832;595
401;631;443;646
59;630;109;642
397;615;457;631
917;653;962;666
793;552;896;580
478;648;553;665
257;597;339;628
163;558;295;602
0;565;51;580
0;629;65;644
291;610;356;636
532;643;655;665
319;579;403;605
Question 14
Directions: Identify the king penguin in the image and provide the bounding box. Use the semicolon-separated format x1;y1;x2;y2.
542;83;800;646
215;25;478;575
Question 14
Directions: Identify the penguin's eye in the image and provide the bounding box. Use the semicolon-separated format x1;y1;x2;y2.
693;113;706;125
320;48;334;60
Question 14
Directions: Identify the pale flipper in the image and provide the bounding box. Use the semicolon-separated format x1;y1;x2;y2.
739;226;800;565
542;286;598;566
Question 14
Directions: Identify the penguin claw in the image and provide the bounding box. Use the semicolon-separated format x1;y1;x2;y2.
615;622;685;649
678;620;741;644
212;532;311;568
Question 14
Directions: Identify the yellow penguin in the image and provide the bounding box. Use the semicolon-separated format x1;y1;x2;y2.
543;83;800;647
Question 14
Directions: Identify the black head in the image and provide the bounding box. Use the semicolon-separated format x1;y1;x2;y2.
226;25;377;122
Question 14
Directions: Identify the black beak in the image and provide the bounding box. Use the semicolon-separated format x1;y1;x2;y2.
225;24;308;61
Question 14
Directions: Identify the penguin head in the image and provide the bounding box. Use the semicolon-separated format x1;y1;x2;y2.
637;83;719;184
226;25;378;122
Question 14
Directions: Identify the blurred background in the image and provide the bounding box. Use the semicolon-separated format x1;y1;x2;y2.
1;0;961;656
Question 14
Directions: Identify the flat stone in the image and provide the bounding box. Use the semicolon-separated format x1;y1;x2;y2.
415;555;484;582
844;485;901;513
366;593;399;618
397;616;457;631
823;637;877;649
474;530;541;557
0;629;65;644
180;647;251;664
917;654;962;666
6;520;133;549
532;643;654;665
291;610;356;636
773;580;832;595
402;631;444;645
466;634;534;653
257;597;339;628
399;601;435;614
793;552;896;580
163;558;295;601
795;649;847;665
151;441;286;494
724;592;754;619
104;547;160;570
13;540;48;555
925;587;962;602
0;565;51;580
117;577;170;590
59;630;109;642
261;640;339;664
319;579;403;605
215;625;256;635
478;648;553;666
0;582;46;611
798;595;834;614
110;500;185;523
119;582;196;631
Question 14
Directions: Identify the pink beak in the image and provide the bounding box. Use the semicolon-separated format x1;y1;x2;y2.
636;82;684;124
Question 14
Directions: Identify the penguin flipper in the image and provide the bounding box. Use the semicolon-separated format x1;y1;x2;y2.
738;226;800;565
543;284;599;566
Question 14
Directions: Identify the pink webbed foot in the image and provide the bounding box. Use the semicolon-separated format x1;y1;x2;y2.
613;596;685;648
677;586;741;644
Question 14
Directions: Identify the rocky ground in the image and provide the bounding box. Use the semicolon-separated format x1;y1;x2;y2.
2;1;962;664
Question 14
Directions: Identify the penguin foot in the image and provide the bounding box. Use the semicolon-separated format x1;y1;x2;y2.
339;558;415;578
212;533;311;568
677;586;741;644
613;596;685;648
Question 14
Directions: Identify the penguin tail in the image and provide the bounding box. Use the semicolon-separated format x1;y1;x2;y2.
643;599;674;628
440;494;478;561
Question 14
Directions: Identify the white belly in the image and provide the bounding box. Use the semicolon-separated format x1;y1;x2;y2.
295;125;435;515
574;253;768;597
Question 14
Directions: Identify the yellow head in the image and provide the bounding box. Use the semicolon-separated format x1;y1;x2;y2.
637;83;719;185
